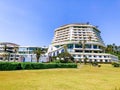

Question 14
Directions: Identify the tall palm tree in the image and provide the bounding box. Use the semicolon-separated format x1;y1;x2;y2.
14;46;18;62
3;44;7;52
3;44;8;61
34;48;44;63
79;40;86;63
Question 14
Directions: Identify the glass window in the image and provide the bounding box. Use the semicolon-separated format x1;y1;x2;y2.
94;51;98;53
99;56;102;58
78;55;81;57
55;45;60;48
100;59;102;62
67;44;73;49
94;59;97;62
75;50;82;52
73;55;76;57
89;55;92;57
61;49;64;53
75;44;82;48
93;45;97;49
104;56;106;58
85;50;89;53
94;55;96;57
105;60;108;62
85;44;91;48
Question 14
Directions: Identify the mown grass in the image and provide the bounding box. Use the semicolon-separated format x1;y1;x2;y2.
0;64;120;90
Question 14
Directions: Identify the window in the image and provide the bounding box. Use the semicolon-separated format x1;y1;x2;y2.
78;55;81;57
93;45;97;49
0;57;3;60
100;59;103;62
85;44;91;48
85;50;89;53
75;50;82;52
73;55;76;57
61;49;64;53
67;44;73;49
89;55;92;57
94;51;98;53
105;60;108;62
75;44;82;48
94;59;97;62
104;56;106;58
94;55;96;57
11;55;13;57
57;51;59;55
89;59;92;62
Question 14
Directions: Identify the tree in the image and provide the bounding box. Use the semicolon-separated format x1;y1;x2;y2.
34;48;44;62
57;52;74;63
84;56;88;64
2;44;9;61
57;45;74;63
79;40;86;63
3;44;7;52
14;46;18;62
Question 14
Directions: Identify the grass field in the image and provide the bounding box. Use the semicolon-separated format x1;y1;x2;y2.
0;64;120;90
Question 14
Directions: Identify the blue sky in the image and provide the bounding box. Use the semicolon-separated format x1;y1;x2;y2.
0;0;120;46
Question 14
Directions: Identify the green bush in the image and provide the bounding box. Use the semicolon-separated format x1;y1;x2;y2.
0;62;77;71
21;62;33;69
112;62;120;67
0;62;21;71
91;62;98;66
52;60;61;63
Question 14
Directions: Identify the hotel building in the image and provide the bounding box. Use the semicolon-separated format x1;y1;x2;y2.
47;23;118;62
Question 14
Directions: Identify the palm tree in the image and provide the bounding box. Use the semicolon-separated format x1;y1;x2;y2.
84;56;88;64
34;48;44;63
79;40;86;63
3;44;8;61
3;44;7;52
14;46;18;62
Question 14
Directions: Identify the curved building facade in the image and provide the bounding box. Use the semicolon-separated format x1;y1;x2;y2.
47;23;118;62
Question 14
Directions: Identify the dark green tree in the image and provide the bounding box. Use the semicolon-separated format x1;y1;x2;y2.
34;48;44;62
57;45;74;63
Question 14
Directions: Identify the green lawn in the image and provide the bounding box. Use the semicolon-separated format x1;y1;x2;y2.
0;64;120;90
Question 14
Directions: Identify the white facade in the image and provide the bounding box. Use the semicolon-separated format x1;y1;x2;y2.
47;23;118;63
0;43;48;62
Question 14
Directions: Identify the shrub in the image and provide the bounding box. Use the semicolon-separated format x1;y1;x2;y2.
91;62;98;66
0;62;77;71
98;65;101;67
21;62;33;69
0;62;21;71
52;60;61;63
112;62;120;67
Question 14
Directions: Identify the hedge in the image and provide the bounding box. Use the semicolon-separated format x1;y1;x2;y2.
0;62;77;71
112;62;120;67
